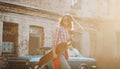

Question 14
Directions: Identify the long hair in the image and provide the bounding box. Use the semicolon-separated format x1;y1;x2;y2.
59;15;73;29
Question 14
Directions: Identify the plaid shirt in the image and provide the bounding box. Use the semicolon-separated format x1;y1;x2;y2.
53;26;71;46
53;27;71;69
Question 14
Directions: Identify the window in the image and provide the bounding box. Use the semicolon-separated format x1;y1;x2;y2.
29;25;44;55
2;22;18;55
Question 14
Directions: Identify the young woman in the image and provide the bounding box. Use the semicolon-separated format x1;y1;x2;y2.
52;15;73;69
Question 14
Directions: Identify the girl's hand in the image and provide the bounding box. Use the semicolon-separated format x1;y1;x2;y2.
53;52;58;58
52;47;58;58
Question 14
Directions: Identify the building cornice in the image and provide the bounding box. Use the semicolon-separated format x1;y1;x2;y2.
0;1;61;21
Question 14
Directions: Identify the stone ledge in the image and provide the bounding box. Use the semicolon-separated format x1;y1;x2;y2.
0;1;61;21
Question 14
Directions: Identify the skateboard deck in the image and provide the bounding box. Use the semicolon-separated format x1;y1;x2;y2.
33;43;68;69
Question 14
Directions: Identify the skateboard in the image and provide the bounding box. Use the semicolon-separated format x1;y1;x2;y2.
33;42;68;69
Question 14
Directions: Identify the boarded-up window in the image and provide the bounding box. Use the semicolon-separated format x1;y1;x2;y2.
29;25;44;55
2;22;18;55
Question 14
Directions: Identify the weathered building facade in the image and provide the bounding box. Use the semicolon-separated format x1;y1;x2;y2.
0;0;63;56
0;0;120;69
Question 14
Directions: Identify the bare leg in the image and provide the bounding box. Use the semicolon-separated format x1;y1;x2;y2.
60;55;71;69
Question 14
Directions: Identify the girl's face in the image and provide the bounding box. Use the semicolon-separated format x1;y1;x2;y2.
62;16;72;28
